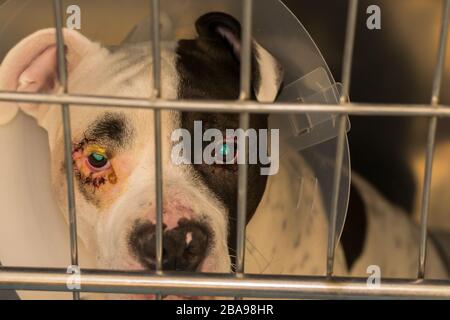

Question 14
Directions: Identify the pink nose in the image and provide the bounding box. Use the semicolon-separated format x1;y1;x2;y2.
128;218;211;272
148;204;195;230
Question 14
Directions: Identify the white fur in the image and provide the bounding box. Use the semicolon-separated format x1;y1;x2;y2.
0;29;232;281
254;42;283;103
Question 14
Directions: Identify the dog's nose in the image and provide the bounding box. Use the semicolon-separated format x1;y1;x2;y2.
129;218;210;272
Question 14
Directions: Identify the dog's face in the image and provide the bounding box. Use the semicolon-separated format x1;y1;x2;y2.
0;13;283;281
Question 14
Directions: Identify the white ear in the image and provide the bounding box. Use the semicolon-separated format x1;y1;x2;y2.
253;42;284;103
0;28;97;125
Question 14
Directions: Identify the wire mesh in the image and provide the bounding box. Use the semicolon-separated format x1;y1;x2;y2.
0;0;450;299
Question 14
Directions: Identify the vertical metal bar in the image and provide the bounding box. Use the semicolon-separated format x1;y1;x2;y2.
151;0;163;300
236;0;253;280
418;0;450;280
239;0;253;102
326;0;358;277
234;0;253;301
339;1;358;104
52;0;80;300
151;0;162;98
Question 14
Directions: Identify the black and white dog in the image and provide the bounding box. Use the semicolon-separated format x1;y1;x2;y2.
0;13;447;299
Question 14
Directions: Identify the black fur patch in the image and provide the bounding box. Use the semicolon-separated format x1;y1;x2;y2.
86;112;133;149
341;184;368;270
176;13;273;266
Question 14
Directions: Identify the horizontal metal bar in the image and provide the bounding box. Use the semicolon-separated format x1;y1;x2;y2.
0;267;449;299
1;92;450;116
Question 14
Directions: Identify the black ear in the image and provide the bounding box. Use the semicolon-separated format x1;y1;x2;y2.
196;12;241;40
195;12;284;102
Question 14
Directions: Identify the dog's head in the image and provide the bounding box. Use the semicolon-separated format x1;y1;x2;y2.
0;13;283;283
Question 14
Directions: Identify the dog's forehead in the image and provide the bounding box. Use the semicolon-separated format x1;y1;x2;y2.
66;41;182;147
65;37;247;147
71;107;134;138
69;42;179;100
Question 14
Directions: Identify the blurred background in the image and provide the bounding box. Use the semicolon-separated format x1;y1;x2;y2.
284;0;450;231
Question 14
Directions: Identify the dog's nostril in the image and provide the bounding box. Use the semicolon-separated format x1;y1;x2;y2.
129;219;210;272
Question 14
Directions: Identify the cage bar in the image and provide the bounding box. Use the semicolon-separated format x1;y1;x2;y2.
0;0;450;301
234;0;253;301
326;0;358;277
52;0;80;300
150;0;164;300
4;92;450;116
150;0;163;271
236;0;253;279
1;267;450;299
417;0;450;279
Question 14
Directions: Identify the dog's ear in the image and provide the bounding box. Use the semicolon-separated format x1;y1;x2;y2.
0;29;98;125
196;12;284;102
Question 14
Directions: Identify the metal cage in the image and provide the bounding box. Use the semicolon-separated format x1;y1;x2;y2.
0;0;450;300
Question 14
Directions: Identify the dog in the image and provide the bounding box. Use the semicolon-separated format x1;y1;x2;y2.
0;12;447;299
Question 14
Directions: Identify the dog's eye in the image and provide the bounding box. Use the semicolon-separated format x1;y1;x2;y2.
214;138;238;165
87;152;109;170
219;143;230;157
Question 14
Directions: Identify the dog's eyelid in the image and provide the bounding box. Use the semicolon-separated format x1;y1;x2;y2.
85;144;107;156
